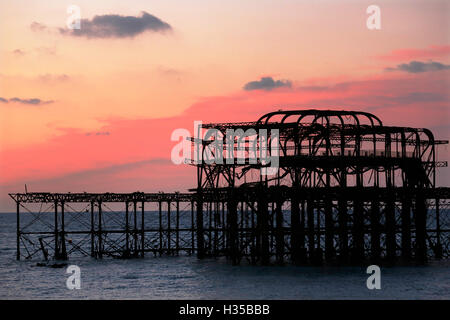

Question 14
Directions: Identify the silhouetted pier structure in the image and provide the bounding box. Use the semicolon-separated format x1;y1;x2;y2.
9;110;450;265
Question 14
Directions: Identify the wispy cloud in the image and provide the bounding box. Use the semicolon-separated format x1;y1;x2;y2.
54;158;170;180
385;60;450;73
378;45;450;61
0;97;54;105
85;131;110;136
243;77;292;91
157;66;184;77
30;21;48;32
38;74;70;83
35;46;57;56
12;49;26;56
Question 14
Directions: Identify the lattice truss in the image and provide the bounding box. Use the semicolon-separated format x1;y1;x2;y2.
11;194;196;260
194;110;449;264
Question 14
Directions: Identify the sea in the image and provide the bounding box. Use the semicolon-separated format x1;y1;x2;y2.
0;211;449;300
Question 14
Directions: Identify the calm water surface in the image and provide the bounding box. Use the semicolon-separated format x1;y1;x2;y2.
0;212;448;299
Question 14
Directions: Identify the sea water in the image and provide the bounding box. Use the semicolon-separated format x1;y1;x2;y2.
0;212;448;299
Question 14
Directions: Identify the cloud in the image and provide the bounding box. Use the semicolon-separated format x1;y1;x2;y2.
391;92;447;104
0;97;54;105
157;66;184;77
297;85;330;91
12;49;26;56
2;72;449;211
38;74;70;82
386;60;450;73
85;131;110;136
243;77;292;91
30;21;48;32
378;45;450;61
42;158;170;182
58;11;172;38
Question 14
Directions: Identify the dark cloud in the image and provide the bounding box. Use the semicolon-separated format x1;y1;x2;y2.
243;77;292;91
58;11;172;38
0;97;54;105
85;131;110;136
386;60;450;73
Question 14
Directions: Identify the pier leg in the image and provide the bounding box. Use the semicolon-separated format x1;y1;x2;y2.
401;195;411;260
385;197;396;262
275;201;284;265
352;199;364;263
258;194;270;265
159;201;162;256
54;201;59;259
338;197;348;263
324;198;334;262
435;198;442;259
191;201;195;255
133;201;138;257
290;197;301;264
370;200;381;263
307;199;315;262
239;202;244;256
414;192;427;262
176;200;180;256
215;202;221;255
315;203;323;264
16;201;20;261
251;202;257;265
299;200;307;263
60;202;67;260
270;203;275;251
208;202;212;254
141;201;145;258
90;202;95;257
196;199;205;259
98;201;103;259
168;201;171;255
39;238;48;261
125;201;130;257
228;197;239;265
222;202;226;254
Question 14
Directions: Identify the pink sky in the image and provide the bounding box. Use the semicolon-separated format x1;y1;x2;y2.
0;0;449;211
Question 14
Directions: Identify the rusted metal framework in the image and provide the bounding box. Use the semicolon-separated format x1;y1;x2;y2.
194;109;449;265
10;193;197;260
9;109;450;265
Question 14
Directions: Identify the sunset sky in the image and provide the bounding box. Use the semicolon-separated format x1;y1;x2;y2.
0;0;449;211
